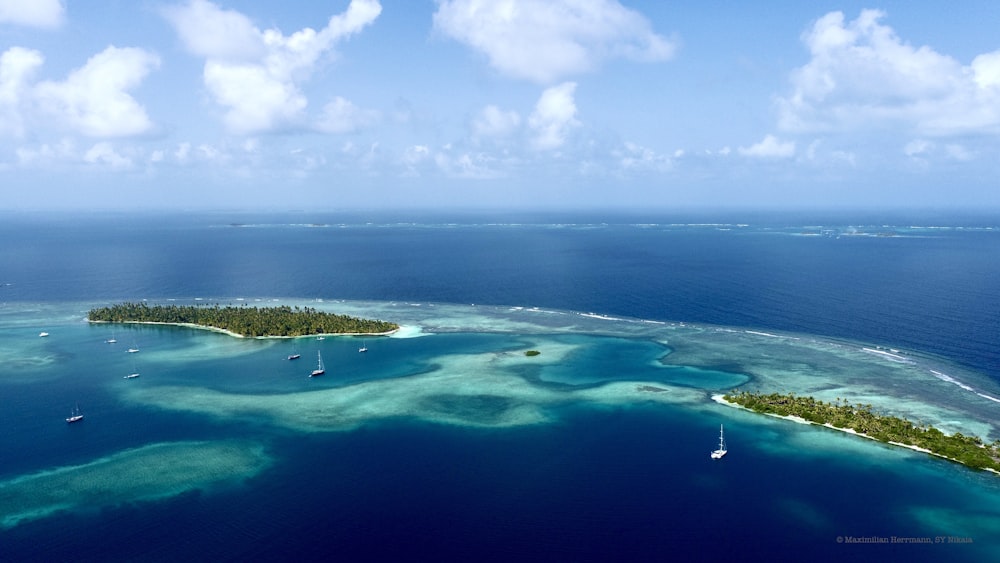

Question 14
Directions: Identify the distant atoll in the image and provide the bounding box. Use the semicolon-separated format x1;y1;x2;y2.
720;391;1000;474
88;302;398;338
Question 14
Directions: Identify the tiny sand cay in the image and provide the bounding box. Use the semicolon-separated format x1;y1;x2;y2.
0;441;271;529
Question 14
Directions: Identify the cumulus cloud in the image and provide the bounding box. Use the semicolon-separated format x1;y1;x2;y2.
163;0;380;134
528;82;580;150
433;0;675;84
434;150;501;179
316;96;379;133
84;142;132;169
473;104;521;138
0;47;45;136
739;134;795;158
778;9;1000;136
3;45;160;139
614;141;672;171
0;0;64;29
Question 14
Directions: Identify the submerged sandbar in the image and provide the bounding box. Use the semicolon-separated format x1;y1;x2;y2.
0;440;271;529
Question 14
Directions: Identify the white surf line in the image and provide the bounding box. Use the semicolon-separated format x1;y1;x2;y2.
930;370;978;393
861;347;911;363
579;313;623;321
745;330;785;339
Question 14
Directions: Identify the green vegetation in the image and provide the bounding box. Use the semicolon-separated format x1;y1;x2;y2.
724;391;1000;473
525;350;541;356
88;302;398;338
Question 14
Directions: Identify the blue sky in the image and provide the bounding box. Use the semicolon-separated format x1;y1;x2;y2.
2;0;1000;212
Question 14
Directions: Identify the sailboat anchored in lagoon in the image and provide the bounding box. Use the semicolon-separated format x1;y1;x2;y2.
66;404;84;423
310;351;325;377
711;424;727;460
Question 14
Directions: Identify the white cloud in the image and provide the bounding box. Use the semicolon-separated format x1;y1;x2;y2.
434;0;675;84
615;141;672;171
401;144;431;176
0;0;64;29
434;150;501;179
163;0;381;134
315;96;379;133
203;60;306;133
778;9;1000;136
15;138;74;165
472;105;521;138
903;139;932;157
84;142;132;169
528;82;580;150
175;142;192;161
739;134;795;158
0;47;45;136
161;0;266;61
903;139;976;162
34;46;160;137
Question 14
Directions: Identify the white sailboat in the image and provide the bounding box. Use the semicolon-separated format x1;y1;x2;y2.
310;351;325;377
358;340;367;353
125;358;140;379
711;424;727;459
66;403;84;423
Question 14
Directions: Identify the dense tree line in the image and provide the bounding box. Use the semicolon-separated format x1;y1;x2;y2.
88;302;398;337
724;390;1000;473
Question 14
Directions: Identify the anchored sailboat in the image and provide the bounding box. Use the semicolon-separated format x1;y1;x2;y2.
125;358;140;379
711;424;727;459
66;403;84;423
310;351;325;377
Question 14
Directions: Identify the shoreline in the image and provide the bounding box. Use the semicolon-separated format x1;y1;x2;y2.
88;320;400;340
710;394;999;475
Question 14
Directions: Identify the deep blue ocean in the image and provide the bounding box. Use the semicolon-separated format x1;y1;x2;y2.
1;210;998;562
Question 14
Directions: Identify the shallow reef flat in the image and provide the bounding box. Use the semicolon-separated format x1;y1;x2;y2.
122;338;706;432
0;440;271;529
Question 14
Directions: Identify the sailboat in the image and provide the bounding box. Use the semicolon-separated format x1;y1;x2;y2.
710;424;727;459
358;340;368;353
287;341;301;360
106;331;117;344
66;404;84;423
310;351;325;377
124;358;140;379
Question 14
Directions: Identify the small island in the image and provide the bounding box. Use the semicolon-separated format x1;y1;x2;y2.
721;391;1000;474
88;302;399;338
